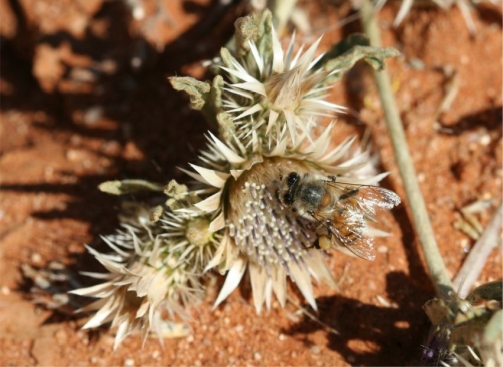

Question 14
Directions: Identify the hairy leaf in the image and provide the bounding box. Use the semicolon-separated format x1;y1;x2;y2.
99;180;164;195
318;34;400;83
169;76;211;111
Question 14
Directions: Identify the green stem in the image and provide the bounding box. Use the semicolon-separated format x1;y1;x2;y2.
359;0;454;297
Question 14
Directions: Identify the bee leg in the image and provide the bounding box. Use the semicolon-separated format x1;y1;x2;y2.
325;219;335;233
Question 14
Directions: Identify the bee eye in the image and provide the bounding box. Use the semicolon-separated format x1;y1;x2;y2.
286;172;299;187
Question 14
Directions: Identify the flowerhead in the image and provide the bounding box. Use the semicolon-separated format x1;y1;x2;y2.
219;21;344;147
70;197;218;349
184;125;396;312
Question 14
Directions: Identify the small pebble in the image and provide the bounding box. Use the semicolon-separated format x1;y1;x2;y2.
131;57;142;69
394;320;410;329
409;58;425;70
376;295;390;307
89;356;99;364
31;252;43;265
83;106;103;125
377;245;388;253
132;6;145;20
479;134;491;146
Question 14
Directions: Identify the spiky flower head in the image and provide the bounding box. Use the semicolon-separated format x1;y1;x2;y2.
170;10;399;150
183;126;398;312
70;188;218;349
219;25;344;147
157;180;221;272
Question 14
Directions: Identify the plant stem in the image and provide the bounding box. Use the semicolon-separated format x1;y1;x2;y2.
359;0;454;297
453;203;503;299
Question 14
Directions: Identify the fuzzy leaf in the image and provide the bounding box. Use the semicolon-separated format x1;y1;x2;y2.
150;205;164;222
216;112;236;143
164;179;188;199
234;12;260;56
231;10;273;69
169;76;211;111
98;180;164;195
219;48;240;83
254;10;273;65
317;34;400;83
210;75;224;111
170;75;227;127
466;280;503;305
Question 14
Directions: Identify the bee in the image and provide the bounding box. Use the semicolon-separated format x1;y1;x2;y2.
277;172;401;260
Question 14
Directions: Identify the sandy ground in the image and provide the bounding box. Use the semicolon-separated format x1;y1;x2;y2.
0;0;501;365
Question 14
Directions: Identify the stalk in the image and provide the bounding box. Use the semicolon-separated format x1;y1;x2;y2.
453;203;503;299
359;0;454;297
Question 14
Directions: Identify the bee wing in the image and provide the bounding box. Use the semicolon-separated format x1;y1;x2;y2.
325;182;401;217
309;211;376;261
330;229;376;261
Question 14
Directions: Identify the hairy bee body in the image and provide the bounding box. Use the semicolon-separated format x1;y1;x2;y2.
278;172;400;260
